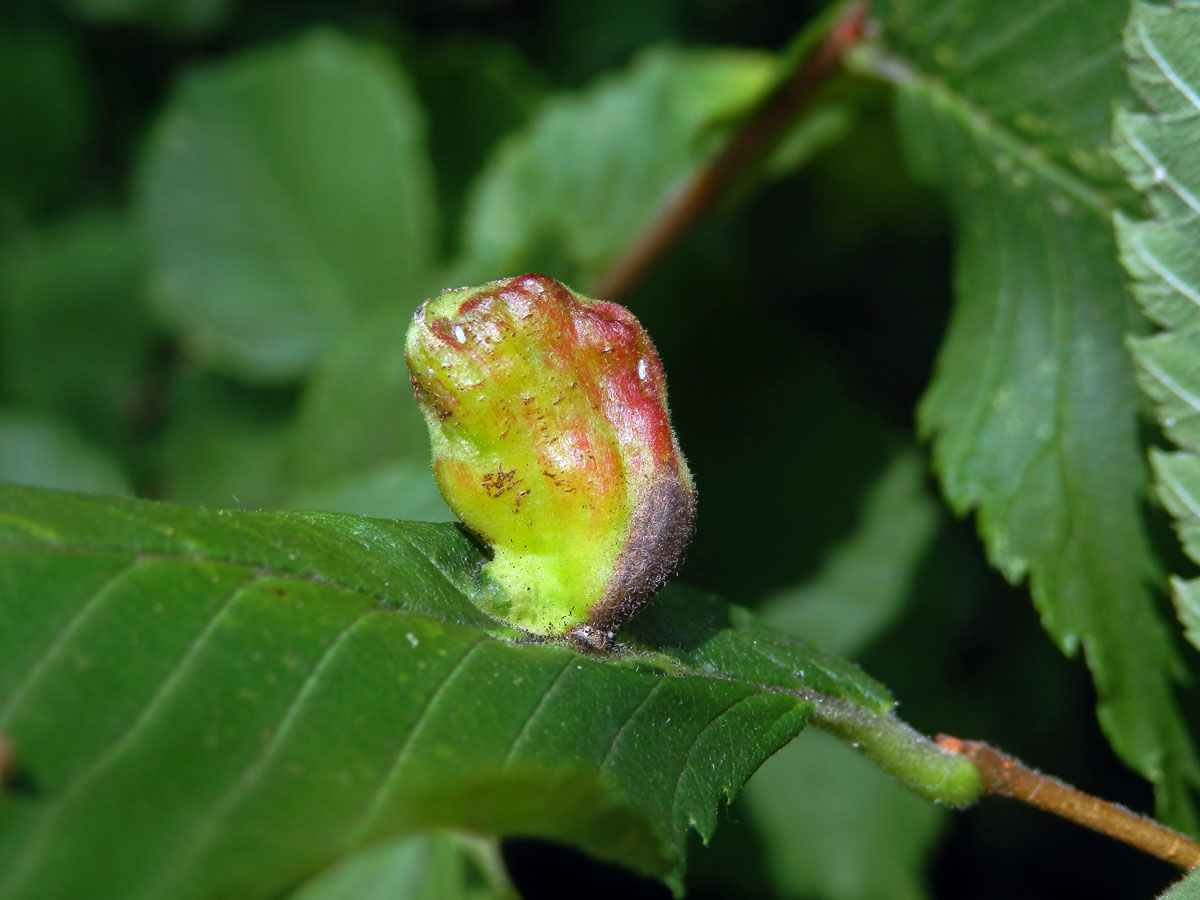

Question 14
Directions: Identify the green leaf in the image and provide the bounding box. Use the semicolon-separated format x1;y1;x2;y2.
0;210;153;451
1115;1;1200;656
286;833;515;900
284;302;446;519
284;459;452;522
152;372;294;509
0;412;132;496
1161;864;1200;900
136;30;438;382
0;484;975;898
453;45;828;290
867;0;1200;822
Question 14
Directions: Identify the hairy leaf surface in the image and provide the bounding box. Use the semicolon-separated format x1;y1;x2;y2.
0;211;151;449
0;484;921;899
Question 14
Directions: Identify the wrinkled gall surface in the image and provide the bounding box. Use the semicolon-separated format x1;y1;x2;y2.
406;274;695;650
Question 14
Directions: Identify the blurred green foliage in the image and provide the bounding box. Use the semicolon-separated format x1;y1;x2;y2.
0;0;1195;898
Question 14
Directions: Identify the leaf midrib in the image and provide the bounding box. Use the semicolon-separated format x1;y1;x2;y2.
0;537;814;897
0;537;848;705
0;541;406;611
857;44;1118;220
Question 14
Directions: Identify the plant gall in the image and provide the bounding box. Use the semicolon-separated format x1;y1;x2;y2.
406;274;695;650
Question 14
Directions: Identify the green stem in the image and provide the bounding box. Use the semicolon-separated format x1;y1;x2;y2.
807;696;983;807
810;699;1200;869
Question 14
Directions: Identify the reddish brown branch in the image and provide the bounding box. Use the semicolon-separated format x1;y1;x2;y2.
937;735;1200;870
593;1;870;303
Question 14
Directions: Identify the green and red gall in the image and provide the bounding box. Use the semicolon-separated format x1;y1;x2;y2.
406;274;696;650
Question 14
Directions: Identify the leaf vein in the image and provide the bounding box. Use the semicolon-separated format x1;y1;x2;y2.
667;690;757;841
0;558;138;729
1128;231;1200;308
1121;122;1200;216
0;542;405;616
344;634;490;847
502;656;576;765
1137;20;1200;115
1159;463;1200;523
1139;353;1200;418
743;639;847;704
952;0;1070;79
869;50;1113;218
0;569;258;896
1044;44;1122;93
135;607;387;899
600;679;665;768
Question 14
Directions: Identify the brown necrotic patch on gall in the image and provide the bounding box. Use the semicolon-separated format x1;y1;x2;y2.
480;465;520;498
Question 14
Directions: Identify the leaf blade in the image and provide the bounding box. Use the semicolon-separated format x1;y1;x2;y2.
0;485;844;898
136;30;438;382
871;0;1200;821
1117;1;1200;682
